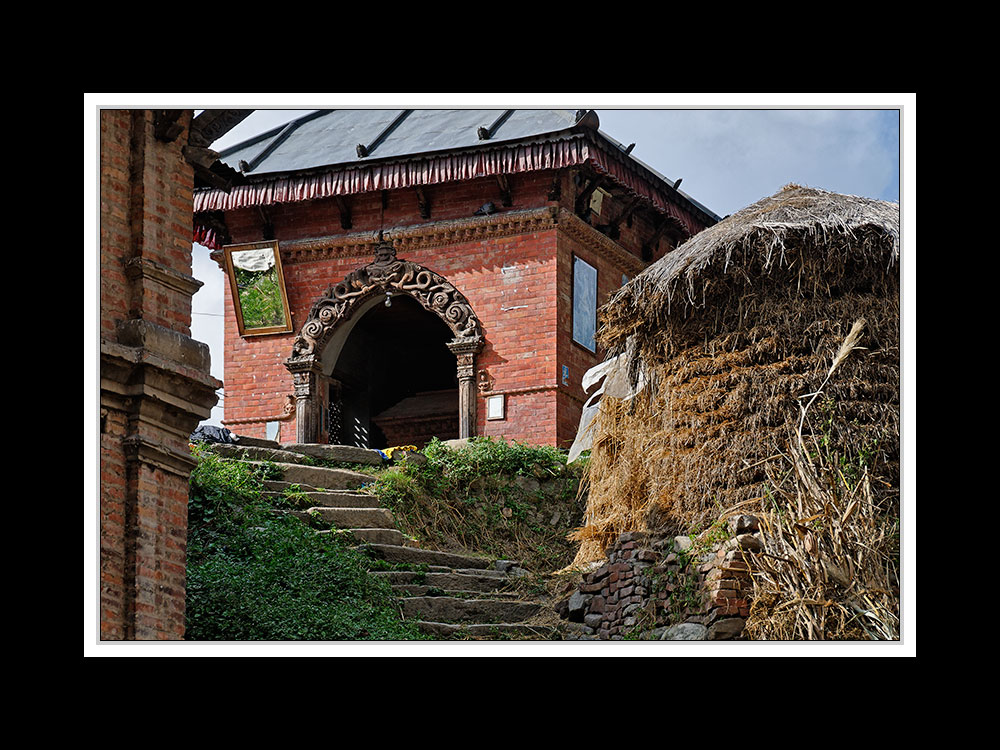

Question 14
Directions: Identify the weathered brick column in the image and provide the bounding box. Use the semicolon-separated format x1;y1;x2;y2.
99;109;221;640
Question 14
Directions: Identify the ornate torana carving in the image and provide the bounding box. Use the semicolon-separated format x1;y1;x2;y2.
292;238;483;357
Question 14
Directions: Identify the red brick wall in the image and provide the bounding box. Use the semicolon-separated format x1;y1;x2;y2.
100;110;133;639
101;110;197;335
218;170;661;448
100;111;133;336
100;109;217;640
554;228;641;447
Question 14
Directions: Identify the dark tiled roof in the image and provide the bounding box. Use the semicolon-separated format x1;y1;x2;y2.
219;109;581;176
200;109;720;229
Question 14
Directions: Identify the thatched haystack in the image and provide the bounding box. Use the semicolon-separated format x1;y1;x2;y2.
571;184;900;637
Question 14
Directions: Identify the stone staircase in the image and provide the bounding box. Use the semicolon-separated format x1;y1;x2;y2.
204;439;562;640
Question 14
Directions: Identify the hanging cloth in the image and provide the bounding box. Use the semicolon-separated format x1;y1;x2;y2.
567;341;647;464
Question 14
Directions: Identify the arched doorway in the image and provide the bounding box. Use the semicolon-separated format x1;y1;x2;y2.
329;295;459;448
285;238;484;446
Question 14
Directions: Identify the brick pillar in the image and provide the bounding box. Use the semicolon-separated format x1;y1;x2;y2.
99;109;221;640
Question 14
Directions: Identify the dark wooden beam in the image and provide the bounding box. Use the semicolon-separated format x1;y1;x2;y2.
415;186;431;219
192;164;232;192
182;145;219;170
496;175;512;207
336;197;352;230
574;174;602;220
597;195;643;239
620;196;642;228
189;109;253;148
153;110;185;142
641;216;669;262
257;206;275;241
547;173;562;202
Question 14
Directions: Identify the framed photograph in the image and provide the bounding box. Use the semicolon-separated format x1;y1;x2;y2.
222;241;293;337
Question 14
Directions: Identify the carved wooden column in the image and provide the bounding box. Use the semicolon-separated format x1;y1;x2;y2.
287;356;323;444
447;337;484;439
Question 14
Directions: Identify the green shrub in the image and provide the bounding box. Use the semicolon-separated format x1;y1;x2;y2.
423;436;566;482
185;447;427;641
366;437;584;572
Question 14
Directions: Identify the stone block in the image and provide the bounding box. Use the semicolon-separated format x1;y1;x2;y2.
708;617;746;640
661;622;708;641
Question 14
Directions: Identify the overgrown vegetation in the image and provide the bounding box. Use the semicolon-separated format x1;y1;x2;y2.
366;437;586;575
185;437;588;640
185;446;427;641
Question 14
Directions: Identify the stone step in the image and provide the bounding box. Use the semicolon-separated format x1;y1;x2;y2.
307;507;396;529
415;621;560;640
210;442;388;468
359;543;494;570
399;596;541;623
231;436;281;449
244;461;376;490
391;584;521;598
318;528;411;546
207;443;321;466
279;443;386;466
372;570;516;593
264;489;379;508
263;480;321;492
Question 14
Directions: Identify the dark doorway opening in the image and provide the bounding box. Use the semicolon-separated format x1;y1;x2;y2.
327;295;459;449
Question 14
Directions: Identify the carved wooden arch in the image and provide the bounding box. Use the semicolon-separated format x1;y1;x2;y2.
285;238;484;444
291;239;483;359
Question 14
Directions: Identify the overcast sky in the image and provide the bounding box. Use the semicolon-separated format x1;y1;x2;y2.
189;97;910;427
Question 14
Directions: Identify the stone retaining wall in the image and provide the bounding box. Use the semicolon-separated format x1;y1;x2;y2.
558;514;762;641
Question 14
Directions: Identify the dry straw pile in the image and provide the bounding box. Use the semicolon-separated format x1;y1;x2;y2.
570;184;901;639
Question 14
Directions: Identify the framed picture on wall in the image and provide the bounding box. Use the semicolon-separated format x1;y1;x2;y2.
222;241;294;337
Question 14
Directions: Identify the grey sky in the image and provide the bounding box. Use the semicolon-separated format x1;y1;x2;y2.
191;101;908;427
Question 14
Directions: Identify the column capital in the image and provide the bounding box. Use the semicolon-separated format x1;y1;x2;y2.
446;336;484;357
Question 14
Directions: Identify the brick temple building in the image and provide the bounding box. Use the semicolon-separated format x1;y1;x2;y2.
193;109;719;449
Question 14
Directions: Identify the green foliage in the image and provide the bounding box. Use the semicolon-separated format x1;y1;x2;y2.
185;447;427;641
365;437;584;573
422;436;566;482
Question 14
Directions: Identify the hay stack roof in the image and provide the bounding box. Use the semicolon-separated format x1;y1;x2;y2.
600;184;900;351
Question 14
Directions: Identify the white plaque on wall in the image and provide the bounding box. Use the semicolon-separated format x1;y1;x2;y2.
486;394;505;420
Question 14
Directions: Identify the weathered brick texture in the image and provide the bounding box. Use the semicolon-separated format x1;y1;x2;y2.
99;109;220;640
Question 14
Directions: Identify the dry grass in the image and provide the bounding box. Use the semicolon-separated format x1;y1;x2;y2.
568;185;901;638
745;320;899;640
